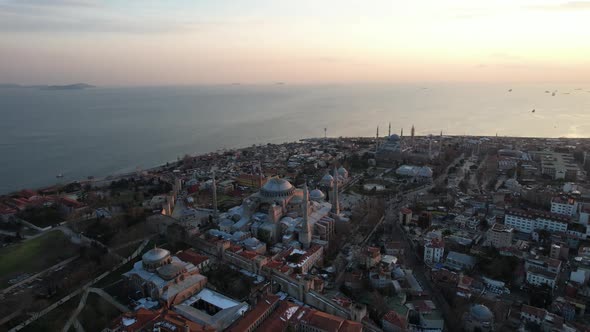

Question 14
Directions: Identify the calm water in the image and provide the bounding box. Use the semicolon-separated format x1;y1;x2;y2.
1;83;589;194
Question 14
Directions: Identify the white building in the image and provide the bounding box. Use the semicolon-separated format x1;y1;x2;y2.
486;223;514;248
579;204;590;225
504;209;569;234
525;255;562;274
395;165;433;183
551;196;578;217
526;267;558;288
424;238;445;264
531;151;579;180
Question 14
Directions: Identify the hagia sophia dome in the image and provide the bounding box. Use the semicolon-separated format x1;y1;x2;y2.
260;177;295;198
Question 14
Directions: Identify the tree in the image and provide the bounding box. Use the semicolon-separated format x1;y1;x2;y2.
538;229;550;243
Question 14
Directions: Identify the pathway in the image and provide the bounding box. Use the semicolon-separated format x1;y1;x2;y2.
8;238;149;332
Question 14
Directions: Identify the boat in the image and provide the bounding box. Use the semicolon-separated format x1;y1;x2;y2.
56;173;64;178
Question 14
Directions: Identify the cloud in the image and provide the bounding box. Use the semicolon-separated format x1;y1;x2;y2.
0;1;194;34
15;0;100;7
528;1;590;11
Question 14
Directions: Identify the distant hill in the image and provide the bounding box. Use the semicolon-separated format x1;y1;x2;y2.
0;83;96;90
0;84;23;88
41;83;96;90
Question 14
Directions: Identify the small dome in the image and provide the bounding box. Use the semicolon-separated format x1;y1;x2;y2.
157;262;185;280
337;166;348;177
470;304;494;321
243;237;261;247
388;134;400;141
142;248;170;265
417;166;433;177
310;189;325;201
219;218;234;227
322;174;334;182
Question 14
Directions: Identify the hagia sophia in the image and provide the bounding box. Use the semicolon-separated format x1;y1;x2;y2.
208;167;349;255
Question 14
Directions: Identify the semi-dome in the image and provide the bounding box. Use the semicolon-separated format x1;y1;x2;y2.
417;166;433;178
337;166;348;177
157;262;185;280
310;189;325;201
470;304;494;321
260;177;295;198
142;248;171;264
320;173;334;187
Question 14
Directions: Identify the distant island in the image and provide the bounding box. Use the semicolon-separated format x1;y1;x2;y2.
0;83;95;90
41;83;95;90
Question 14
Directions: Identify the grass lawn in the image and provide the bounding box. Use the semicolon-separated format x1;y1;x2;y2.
78;293;122;332
0;231;79;288
20;294;81;332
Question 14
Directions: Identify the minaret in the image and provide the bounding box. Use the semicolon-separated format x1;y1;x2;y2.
513;163;518;181
439;130;443;156
411;125;415;147
388;122;391;137
332;167;340;215
400;128;404;148
428;135;433;160
376;126;380;150
211;170;218;220
300;181;312;249
257;161;263;189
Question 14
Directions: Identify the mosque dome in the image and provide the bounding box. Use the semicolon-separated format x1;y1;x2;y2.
142;248;170;264
260;177;295;198
505;178;520;188
417;166;433;178
142;248;171;271
320;173;334;187
157;262;185;280
470;305;494;322
337;166;349;177
310;189;325;201
388;134;400;141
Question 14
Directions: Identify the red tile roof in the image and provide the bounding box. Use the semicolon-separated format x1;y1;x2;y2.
60;197;86;208
239;250;259;260
302;310;362;332
383;310;407;329
110;308;216;332
256;300;301;332
521;304;546;319
176;249;209;267
226;294;280;332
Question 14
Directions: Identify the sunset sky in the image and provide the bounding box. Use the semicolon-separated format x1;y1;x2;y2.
1;0;590;85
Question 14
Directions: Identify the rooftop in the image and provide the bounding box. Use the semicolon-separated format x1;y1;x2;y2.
226;294;280;332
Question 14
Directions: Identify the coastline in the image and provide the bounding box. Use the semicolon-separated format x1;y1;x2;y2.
4;134;589;196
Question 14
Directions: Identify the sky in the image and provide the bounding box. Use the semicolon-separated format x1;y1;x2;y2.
1;0;590;85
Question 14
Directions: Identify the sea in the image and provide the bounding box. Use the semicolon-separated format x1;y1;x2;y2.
1;83;589;194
